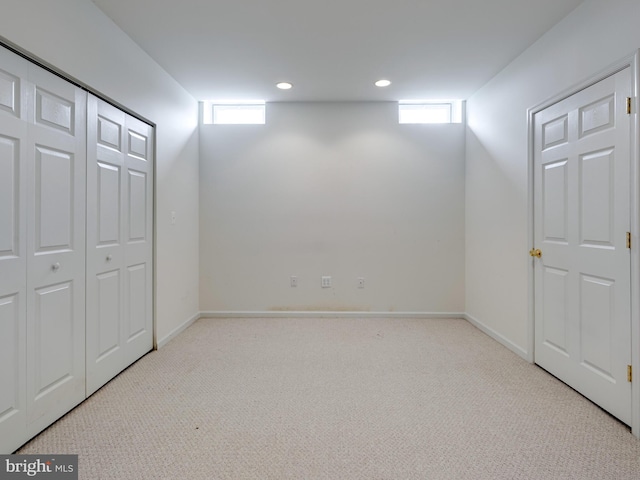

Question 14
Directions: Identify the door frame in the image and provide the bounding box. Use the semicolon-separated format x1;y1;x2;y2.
527;50;640;437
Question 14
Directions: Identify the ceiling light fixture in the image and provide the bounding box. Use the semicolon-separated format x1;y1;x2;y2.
276;82;293;90
375;79;392;87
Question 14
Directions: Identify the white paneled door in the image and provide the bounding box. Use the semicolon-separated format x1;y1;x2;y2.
0;47;28;454
25;64;88;436
86;96;153;396
533;68;632;424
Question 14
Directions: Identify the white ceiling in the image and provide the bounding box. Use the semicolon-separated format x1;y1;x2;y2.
92;0;584;102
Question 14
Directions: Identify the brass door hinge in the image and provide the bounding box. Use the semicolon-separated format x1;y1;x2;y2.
627;232;632;249
627;97;632;115
628;365;633;383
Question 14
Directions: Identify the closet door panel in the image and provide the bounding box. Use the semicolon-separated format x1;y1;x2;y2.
34;146;74;250
87;97;152;396
25;65;86;435
127;169;147;243
0;292;26;453
122;116;153;362
0;47;28;454
0;136;20;254
86;98;125;394
95;270;121;359
97;161;121;245
0;59;21;118
33;282;74;391
126;263;147;340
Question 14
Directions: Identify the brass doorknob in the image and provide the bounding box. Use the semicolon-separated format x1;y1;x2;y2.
529;248;542;258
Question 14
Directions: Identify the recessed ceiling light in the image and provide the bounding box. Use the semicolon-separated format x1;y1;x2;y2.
276;82;293;90
375;79;392;87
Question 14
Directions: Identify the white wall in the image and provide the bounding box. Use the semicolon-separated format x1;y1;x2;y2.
200;102;465;314
0;0;200;345
465;0;640;355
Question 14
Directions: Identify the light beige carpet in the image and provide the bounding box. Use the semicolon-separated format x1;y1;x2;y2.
18;317;640;479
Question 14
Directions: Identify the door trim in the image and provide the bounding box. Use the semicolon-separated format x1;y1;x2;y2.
527;51;640;437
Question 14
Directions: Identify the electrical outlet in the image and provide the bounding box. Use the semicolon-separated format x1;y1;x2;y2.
358;277;365;289
290;276;298;287
321;276;332;288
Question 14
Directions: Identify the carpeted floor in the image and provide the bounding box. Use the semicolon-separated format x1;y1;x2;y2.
17;317;640;479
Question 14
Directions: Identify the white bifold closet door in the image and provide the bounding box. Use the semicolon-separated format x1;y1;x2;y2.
0;45;87;453
0;46;29;454
25;62;87;437
85;96;153;396
0;44;154;453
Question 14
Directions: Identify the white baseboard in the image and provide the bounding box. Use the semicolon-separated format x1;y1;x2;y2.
199;310;465;319
156;311;201;349
463;313;529;361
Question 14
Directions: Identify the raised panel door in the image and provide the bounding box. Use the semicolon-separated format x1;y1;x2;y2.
122;115;153;365
86;98;125;394
86;96;152;396
0;46;28;454
534;68;631;423
25;64;86;436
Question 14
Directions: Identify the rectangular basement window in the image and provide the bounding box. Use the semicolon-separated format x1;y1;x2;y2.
203;102;266;125
399;101;462;124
